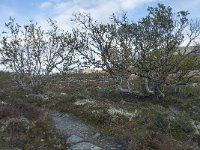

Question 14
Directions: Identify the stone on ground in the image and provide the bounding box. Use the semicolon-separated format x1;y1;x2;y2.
67;135;84;144
69;142;102;150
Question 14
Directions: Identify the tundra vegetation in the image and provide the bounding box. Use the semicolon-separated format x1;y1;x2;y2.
0;3;200;150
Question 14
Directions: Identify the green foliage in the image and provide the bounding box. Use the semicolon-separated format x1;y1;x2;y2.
131;4;200;97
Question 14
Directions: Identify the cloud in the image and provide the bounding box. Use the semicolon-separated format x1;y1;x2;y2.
40;1;53;9
37;0;160;30
120;0;153;10
54;2;74;13
88;1;120;23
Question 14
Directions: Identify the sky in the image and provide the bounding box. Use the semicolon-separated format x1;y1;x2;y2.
0;0;200;31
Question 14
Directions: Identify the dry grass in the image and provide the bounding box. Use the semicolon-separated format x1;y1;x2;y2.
1;71;200;149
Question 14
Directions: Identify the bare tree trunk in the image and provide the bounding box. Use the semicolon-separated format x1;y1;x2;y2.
144;78;154;95
158;89;165;97
155;86;165;97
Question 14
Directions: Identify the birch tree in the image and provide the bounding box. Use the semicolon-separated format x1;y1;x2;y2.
0;18;77;93
130;4;200;97
72;4;200;97
72;13;136;91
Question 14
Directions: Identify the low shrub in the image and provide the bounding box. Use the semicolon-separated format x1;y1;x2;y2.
13;103;45;121
0;104;20;119
0;117;67;149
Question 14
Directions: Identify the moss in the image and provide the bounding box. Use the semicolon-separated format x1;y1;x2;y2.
169;121;188;141
159;96;182;108
153;114;169;132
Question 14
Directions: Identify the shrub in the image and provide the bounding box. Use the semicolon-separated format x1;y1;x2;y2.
0;104;20;119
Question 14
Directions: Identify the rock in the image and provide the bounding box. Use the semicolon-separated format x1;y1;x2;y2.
67;135;84;144
74;99;96;106
93;132;101;139
1;101;7;105
115;87;130;93
49;111;120;150
179;122;194;133
169;105;180;116
191;120;200;135
108;107;138;121
69;142;102;150
60;93;67;96
195;121;200;129
191;83;199;87
168;105;180;121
